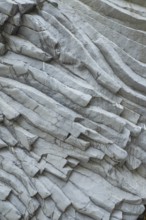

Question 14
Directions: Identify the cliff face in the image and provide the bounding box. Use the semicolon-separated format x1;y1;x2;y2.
0;0;146;219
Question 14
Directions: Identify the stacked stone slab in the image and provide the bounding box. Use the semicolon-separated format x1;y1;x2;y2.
0;0;146;219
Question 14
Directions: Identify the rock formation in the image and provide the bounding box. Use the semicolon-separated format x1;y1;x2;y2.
0;0;146;219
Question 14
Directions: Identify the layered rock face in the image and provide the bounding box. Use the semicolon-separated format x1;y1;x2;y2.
0;0;146;219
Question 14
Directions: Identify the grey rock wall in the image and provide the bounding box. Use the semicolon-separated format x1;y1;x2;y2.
0;0;146;219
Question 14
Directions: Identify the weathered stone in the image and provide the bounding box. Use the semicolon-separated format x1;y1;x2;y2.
0;0;146;220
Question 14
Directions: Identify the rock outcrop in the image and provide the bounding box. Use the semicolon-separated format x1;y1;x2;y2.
0;0;146;219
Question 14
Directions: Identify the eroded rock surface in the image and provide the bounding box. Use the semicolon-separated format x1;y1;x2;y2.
0;0;146;219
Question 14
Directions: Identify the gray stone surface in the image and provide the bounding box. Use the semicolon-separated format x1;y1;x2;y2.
0;0;146;219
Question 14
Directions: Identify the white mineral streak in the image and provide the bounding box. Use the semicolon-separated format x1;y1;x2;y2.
0;0;146;219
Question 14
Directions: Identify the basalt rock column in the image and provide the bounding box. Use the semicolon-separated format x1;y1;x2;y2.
0;0;146;220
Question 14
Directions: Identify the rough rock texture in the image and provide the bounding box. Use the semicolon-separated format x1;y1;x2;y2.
0;0;146;219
